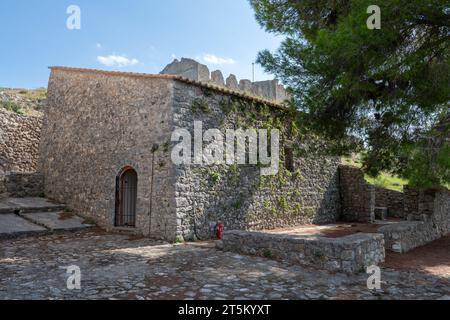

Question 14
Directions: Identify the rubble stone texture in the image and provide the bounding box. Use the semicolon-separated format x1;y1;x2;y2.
40;69;176;240
172;81;341;241
0;109;42;173
0;230;448;300
375;186;405;218
222;230;385;274
0;172;43;198
380;188;450;253
40;67;341;242
339;165;375;222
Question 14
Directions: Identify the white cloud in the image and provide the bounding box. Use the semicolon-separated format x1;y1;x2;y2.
202;54;236;65
96;43;102;49
97;55;139;68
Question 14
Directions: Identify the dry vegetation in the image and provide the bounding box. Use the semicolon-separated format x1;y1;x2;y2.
0;87;47;117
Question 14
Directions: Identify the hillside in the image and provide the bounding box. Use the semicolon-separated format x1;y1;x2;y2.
341;155;408;192
0;87;46;117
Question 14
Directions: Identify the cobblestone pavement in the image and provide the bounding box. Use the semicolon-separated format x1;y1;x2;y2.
0;230;448;300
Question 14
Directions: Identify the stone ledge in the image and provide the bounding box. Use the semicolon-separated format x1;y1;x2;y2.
222;230;385;274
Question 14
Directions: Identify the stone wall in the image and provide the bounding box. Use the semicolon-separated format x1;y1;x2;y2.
403;186;439;221
379;188;450;253
40;68;177;240
0;174;6;198
0;109;42;173
374;186;405;218
1;172;44;198
172;81;342;241
222;230;385;274
161;58;290;103
339;165;375;222
41;67;341;242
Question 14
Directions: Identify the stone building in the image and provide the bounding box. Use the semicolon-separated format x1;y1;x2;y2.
39;59;341;241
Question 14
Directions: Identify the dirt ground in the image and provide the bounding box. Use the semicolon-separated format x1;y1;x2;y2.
382;235;450;277
265;220;401;238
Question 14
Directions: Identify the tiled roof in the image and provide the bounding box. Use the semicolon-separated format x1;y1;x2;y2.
49;66;284;109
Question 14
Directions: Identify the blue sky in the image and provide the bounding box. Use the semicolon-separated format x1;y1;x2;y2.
0;0;283;88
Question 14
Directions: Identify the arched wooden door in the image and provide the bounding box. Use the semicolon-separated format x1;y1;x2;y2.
115;167;137;227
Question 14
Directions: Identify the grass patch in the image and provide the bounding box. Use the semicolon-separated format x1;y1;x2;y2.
208;170;221;183
364;173;408;193
174;236;185;244
16;87;47;101
0;100;24;114
342;156;408;192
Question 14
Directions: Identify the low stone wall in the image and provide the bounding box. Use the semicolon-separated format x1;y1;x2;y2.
374;187;405;218
403;186;442;221
379;188;450;253
0;109;42;173
222;230;385;274
2;172;44;198
379;221;442;253
339;165;375;222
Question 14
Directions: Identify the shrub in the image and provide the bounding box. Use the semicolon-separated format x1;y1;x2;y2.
0;100;24;114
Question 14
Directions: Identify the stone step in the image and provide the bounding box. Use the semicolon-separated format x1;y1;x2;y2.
0;211;95;239
0;197;66;214
0;213;50;239
18;211;95;232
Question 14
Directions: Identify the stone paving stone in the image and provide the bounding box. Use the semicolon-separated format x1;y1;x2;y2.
0;201;12;212
0;197;64;214
7;197;64;210
0;214;47;236
21;212;93;231
0;230;448;300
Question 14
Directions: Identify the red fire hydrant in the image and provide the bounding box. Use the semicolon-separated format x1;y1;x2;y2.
215;222;224;240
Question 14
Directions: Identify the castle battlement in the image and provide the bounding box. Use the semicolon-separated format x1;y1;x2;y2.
160;57;290;103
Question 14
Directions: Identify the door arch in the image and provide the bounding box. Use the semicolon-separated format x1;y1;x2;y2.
115;166;138;227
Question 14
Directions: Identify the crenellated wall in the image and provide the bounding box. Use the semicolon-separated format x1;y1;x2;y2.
160;57;290;103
